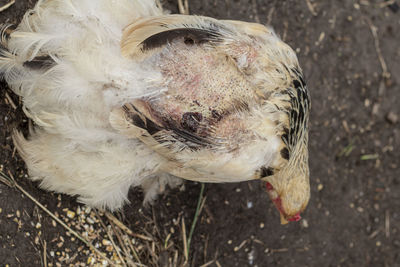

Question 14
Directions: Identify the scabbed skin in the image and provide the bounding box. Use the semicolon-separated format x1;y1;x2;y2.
0;0;310;221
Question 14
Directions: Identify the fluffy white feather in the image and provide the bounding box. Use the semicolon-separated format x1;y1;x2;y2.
1;0;169;210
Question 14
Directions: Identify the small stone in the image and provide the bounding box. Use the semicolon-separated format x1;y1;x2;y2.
85;206;91;214
259;222;265;229
66;210;75;219
357;207;364;213
317;184;323;191
227;240;232;245
102;239;111;246
87;256;95;264
302;219;309;228
35;222;42;229
376;241;381;247
386;112;398;124
372;103;380;115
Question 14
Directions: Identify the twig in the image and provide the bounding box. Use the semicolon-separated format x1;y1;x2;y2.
178;0;189;15
200;260;215;267
385;210;390;238
96;211;127;266
181;217;188;262
251;0;260;23
368;229;380;239
5;92;17;109
379;0;395;8
266;7;275;25
109;221;131;267
126;237;142;266
305;0;318;16
365;17;390;79
0;0;15;12
187;184;206;259
105;211;153;241
271;248;289;253
0;171;116;266
43;240;47;267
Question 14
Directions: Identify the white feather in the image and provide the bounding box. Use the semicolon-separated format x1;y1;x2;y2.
1;0;167;210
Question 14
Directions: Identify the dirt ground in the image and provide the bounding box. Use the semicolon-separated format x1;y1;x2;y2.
1;0;399;266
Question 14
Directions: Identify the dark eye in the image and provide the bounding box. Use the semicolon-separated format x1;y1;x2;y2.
141;28;222;51
184;37;194;45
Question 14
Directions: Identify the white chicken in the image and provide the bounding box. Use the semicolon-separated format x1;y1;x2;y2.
0;0;310;224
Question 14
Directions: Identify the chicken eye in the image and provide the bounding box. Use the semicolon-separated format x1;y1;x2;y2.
184;37;195;45
140;28;222;51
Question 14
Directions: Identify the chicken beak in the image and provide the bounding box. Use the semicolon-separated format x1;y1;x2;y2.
280;212;289;225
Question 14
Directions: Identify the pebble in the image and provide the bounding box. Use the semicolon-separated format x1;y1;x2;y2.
386;112;398;124
66;210;76;219
102;239;111;246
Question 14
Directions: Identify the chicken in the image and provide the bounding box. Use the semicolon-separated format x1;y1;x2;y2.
0;0;310;224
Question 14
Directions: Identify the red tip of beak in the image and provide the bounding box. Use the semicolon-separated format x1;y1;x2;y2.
265;182;274;191
265;182;302;223
288;213;301;222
